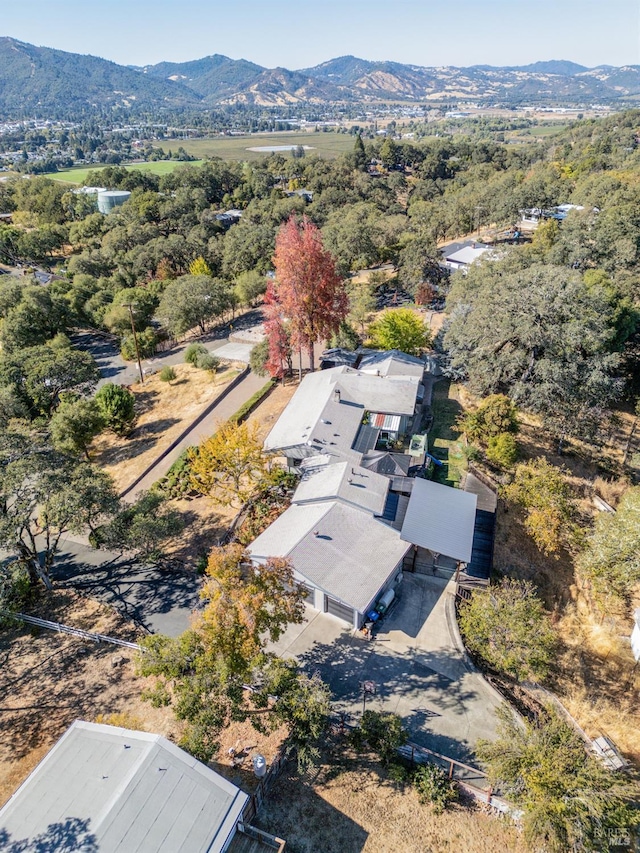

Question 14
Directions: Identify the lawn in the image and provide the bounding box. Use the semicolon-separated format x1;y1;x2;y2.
158;131;355;162
428;379;467;487
45;160;205;184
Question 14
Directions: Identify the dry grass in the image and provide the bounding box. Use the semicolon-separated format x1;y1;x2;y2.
452;387;640;765
90;364;240;493
163;494;237;565
0;589;299;817
0;591;175;808
254;741;525;853
551;606;640;762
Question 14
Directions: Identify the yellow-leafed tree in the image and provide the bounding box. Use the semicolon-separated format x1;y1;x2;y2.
189;420;267;506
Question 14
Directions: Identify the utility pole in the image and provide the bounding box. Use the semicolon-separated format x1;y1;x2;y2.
123;303;144;385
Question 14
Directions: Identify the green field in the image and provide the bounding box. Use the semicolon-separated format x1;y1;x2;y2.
46;160;205;184
158;132;355;161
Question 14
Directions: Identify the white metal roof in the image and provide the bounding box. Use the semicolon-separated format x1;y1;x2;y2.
295;459;390;515
0;721;248;853
248;501;409;613
401;478;477;563
445;246;490;267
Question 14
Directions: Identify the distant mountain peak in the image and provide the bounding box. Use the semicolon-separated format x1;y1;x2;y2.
0;39;637;119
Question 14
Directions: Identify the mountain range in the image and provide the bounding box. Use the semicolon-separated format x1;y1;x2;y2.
1;37;640;117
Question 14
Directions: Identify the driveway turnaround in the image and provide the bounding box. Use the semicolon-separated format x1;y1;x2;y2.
270;573;503;764
52;537;200;637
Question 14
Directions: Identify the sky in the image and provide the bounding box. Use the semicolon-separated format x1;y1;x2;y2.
3;0;639;69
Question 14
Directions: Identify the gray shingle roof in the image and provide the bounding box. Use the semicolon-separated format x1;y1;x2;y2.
248;501;409;613
358;349;426;378
296;459;390;515
0;721;248;853
263;365;420;457
400;478;477;563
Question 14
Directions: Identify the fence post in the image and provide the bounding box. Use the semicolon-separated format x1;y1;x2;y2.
449;760;454;779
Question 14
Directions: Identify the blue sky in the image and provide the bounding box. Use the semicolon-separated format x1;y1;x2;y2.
3;0;639;69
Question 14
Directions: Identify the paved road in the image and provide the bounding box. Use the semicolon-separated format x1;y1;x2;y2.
73;309;265;387
123;370;267;501
269;574;503;763
51;536;200;636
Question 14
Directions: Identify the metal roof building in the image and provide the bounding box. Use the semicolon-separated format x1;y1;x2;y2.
401;478;477;564
0;721;249;853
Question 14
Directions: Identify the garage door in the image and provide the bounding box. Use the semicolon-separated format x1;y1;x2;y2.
324;595;354;625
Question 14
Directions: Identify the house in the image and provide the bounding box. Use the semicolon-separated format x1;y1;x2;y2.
442;242;492;271
247;458;480;628
248;459;410;628
215;209;243;226
518;203;585;230
0;721;250;852
263;360;425;468
283;189;313;203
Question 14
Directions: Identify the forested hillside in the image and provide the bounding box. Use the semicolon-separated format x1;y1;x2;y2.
1;36;640;117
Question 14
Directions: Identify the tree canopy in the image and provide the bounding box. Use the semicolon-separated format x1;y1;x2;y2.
444;261;629;444
459;578;556;681
368;308;430;356
0;425;118;590
477;706;640;852
138;545;328;766
576;486;640;609
272;215;347;369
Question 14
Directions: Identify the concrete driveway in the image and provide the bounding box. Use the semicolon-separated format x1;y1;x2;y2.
270;574;502;763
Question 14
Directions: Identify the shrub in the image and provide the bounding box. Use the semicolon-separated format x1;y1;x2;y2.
413;764;457;814
185;342;208;365
250;339;270;377
0;560;31;618
94;383;136;436
351;710;408;765
486;432;518;469
159;366;176;383
195;352;220;372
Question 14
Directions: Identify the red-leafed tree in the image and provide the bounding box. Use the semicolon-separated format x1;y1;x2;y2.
263;280;293;380
272;216;347;372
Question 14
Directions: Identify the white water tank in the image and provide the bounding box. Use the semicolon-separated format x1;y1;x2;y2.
376;588;395;614
252;754;267;778
97;190;131;214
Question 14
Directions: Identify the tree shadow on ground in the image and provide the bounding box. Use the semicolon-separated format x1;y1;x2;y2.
131;387;160;415
52;550;201;635
297;634;481;764
0;636;128;762
251;759;369;853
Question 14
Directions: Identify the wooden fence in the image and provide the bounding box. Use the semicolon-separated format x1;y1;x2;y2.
241;749;288;825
